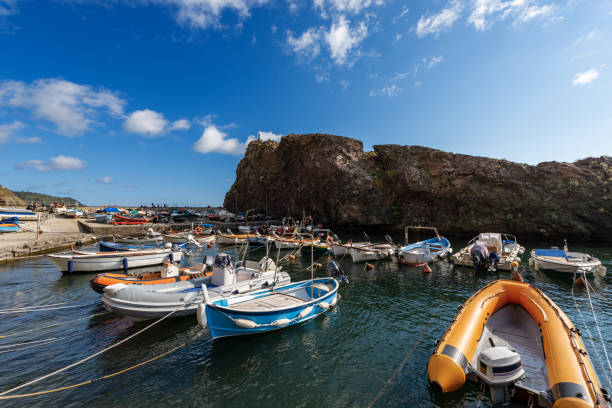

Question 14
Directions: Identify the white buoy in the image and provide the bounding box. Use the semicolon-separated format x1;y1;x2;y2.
196;304;208;327
233;318;258;329
271;318;292;327
331;297;337;307
298;306;314;319
318;302;330;310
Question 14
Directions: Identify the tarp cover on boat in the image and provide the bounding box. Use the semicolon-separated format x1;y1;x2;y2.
103;207;120;213
534;249;568;259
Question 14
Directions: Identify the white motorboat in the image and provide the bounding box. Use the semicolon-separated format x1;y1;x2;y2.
102;253;291;321
349;243;394;263
451;233;524;271
47;247;183;274
529;241;606;277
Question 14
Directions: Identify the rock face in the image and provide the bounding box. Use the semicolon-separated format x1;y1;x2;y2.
0;185;25;207
224;134;612;241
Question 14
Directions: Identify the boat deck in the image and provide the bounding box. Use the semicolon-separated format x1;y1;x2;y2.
231;292;306;311
472;304;549;393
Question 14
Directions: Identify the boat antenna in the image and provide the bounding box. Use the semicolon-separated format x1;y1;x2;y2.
272;244;281;290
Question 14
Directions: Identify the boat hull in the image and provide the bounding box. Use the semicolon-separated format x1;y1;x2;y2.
349;245;393;263
530;250;605;277
47;250;183;274
215;234;248;245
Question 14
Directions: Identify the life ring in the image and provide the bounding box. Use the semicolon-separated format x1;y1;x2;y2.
194;226;203;234
326;236;333;245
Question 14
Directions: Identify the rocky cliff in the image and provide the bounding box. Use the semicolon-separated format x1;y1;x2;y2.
224;134;612;241
0;184;25;207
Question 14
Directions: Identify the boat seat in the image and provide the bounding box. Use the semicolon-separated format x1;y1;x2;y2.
231;293;306;311
244;260;259;270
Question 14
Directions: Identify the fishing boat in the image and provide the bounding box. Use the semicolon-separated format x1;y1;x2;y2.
349;243;394;263
274;235;319;249
102;253;291;320
0;222;20;233
198;277;339;340
428;279;611;407
529;241;606;278
397;226;452;265
216;232;249;245
90;260;211;294
99;240;181;252
47;247;183;274
95;214;113;223
65;208;83;218
450;233;524;271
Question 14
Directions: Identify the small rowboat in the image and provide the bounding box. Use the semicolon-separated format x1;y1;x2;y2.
274;235;319;249
215;233;250;245
0;223;20;233
47;247;183;274
90;263;211;294
198;277;339;340
398;227;452;265
113;233;162;244
349;243;394;263
429;279;611;407
529;243;606;277
99;240;182;252
331;241;370;256
65;209;83;218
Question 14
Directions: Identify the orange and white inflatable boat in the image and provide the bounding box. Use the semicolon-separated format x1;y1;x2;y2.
428;279;611;407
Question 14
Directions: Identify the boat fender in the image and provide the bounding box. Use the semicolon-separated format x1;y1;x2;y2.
289;255;296;261
326;236;333;245
67;259;74;274
318;301;330;310
122;257;128;272
201;284;210;304
104;283;129;295
271;318;292;327
233;318;258;329
330;296;337;307
207;243;213;248
365;263;375;270
298;306;314;319
423;264;432;273
196;304;208;327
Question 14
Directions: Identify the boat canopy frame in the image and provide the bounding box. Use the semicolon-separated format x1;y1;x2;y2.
404;226;442;246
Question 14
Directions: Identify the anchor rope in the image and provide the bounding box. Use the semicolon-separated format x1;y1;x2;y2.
571;273;612;390
0;308;177;397
0;332;206;400
583;273;612;387
0;311;111;339
0;332;87;354
0;303;96;314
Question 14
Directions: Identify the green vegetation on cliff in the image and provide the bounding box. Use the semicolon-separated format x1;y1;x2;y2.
12;191;84;206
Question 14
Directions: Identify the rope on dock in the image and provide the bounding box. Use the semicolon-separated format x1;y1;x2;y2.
366;304;441;408
0;309;178;397
0;332;205;400
0;311;111;339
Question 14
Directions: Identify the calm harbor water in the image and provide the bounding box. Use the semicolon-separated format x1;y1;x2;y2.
0;236;611;408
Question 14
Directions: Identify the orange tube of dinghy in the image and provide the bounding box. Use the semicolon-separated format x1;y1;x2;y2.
428;279;607;408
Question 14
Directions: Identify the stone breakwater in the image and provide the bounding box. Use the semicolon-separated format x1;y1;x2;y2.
224;134;612;241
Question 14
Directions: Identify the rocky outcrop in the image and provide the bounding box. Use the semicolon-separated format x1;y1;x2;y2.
0;185;25;207
224;134;612;241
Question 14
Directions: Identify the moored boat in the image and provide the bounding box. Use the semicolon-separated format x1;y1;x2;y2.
530;242;606;277
215;232;250;245
95;214;113;223
102;253;291;320
397;226;451;265
0;208;38;220
349;243;394;263
428;279;611;407
450;233;524;271
331;241;370;256
198;277;339;340
47;247;183;274
274;235;319;249
65;208;84;218
99;240;177;252
0;223;20;233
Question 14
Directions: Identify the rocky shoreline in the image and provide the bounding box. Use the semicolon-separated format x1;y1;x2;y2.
224;134;612;241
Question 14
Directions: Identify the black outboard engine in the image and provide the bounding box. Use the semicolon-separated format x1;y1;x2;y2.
328;260;349;284
471;240;489;272
472;251;485;271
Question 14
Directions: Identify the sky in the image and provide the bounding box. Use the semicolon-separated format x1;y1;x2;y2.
0;0;611;206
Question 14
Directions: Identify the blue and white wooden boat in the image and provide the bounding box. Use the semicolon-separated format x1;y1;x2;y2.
0;208;37;221
397;226;452;265
198;277;339;340
99;240;183;252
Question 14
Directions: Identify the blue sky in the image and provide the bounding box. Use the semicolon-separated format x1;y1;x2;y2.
0;0;610;206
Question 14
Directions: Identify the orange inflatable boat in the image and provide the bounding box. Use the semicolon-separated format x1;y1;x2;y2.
90;266;211;294
428;279;611;407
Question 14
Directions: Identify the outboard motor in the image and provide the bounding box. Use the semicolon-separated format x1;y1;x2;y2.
328;260;348;284
471;241;489;272
475;347;524;405
211;253;235;286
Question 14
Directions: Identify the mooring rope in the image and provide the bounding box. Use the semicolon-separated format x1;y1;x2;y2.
0;309;177;397
584;274;612;386
0;332;86;354
0;332;206;400
571;273;612;390
0;303;96;315
367;304;441;408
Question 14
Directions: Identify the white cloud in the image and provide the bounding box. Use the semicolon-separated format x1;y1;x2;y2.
17;155;85;171
123;109;168;136
170;118;191;130
428;55;444;68
468;0;556;31
314;0;385;17
0;120;25;144
0;79;125;136
370;84;401;97
325;16;368;65
287;28;322;60
14;136;42;144
393;7;410;23
193;124;246;155
416;0;463;38
151;0;270;30
572;68;599;85
97;176;113;183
